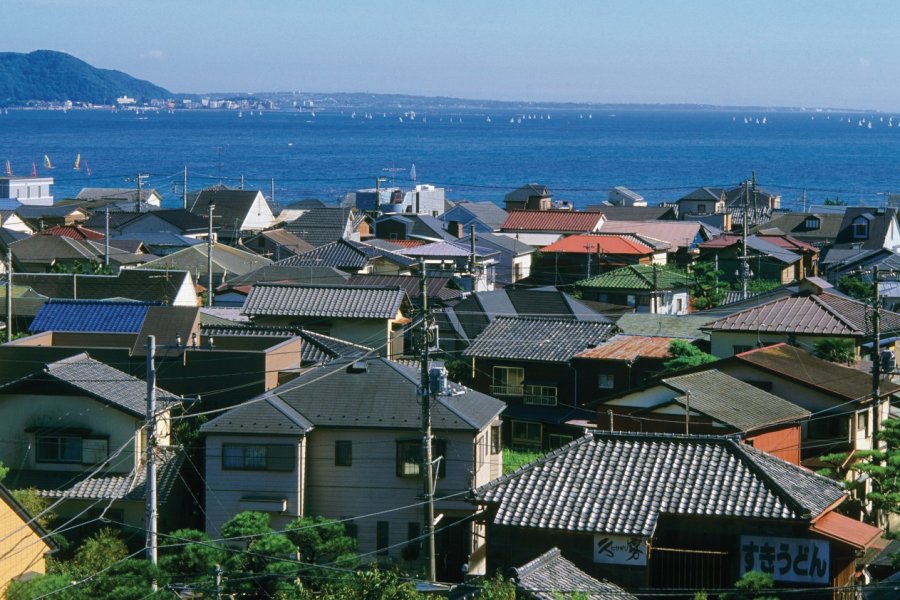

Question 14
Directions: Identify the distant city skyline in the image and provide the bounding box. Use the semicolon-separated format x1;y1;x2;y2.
8;0;900;111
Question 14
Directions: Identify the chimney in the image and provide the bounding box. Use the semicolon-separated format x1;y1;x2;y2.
447;220;464;238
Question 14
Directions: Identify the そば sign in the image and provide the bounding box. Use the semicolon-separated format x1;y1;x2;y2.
593;534;647;566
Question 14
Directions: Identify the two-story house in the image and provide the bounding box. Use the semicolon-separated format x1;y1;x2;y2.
0;354;186;534
201;357;504;582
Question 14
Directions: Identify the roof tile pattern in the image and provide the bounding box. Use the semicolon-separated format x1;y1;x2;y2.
242;283;407;319
501;211;604;233
575;335;678;360
474;432;846;536
463;316;616;362
704;292;900;336
576;264;692;290
541;234;652;255
513;548;637;600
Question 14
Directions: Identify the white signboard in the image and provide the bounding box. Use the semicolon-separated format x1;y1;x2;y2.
593;534;647;566
740;536;829;584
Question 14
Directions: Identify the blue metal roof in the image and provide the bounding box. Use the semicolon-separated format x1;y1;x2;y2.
29;299;153;334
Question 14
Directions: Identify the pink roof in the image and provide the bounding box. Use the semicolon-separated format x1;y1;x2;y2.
501;210;605;233
575;334;677;360
598;220;703;250
541;234;653;255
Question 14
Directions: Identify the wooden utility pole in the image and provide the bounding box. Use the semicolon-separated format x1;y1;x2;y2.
739;179;751;300
104;208;110;268
871;266;882;437
418;263;437;582
182;166;188;210
6;251;12;343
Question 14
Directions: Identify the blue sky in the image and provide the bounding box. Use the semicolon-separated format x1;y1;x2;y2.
7;0;900;110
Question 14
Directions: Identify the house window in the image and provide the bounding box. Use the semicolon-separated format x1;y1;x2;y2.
523;384;557;406
675;298;685;313
805;217;820;230
490;425;501;454
222;444;294;471
376;521;389;556
396;439;446;478
697;203;707;214
492;366;524;396
597;374;615;389
852;216;869;239
36;436;82;463
627;295;637;307
335;440;352;466
549;434;573;449
857;410;870;437
733;345;755;355
510;420;542;450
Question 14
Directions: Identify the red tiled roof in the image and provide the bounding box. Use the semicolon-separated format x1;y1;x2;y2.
811;510;883;549
501;210;605;233
38;225;105;241
385;239;427;248
758;233;819;253
574;334;677;360
541;234;653;255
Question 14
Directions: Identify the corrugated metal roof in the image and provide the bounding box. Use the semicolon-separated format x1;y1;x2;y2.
501;211;605;233
28;299;151;333
810;510;883;550
575;334;676;360
474;431;846;536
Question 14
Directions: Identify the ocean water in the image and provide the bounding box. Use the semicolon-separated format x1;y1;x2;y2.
1;107;899;210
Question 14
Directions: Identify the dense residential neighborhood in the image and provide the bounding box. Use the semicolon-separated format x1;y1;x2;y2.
0;174;899;598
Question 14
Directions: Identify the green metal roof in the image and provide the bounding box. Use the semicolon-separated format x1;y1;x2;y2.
575;264;692;291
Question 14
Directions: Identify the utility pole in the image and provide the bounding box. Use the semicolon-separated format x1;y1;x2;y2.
739;179;751;300
183;166;188;210
5;251;12;343
418;263;437;582
145;335;158;590
685;390;691;434
871;266;882;438
207;201;215;307
469;225;477;283
136;173;148;213
104;208;110;269
240;174;245;191
751;170;759;215
584;244;593;279
270;178;275;207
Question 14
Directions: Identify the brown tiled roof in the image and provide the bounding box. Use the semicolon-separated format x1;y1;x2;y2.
501;210;604;233
734;343;900;401
703;292;900;336
574;334;676;361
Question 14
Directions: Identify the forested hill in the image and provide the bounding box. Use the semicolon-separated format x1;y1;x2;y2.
0;50;171;105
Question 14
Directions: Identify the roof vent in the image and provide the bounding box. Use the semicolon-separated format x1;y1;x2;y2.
346;360;368;374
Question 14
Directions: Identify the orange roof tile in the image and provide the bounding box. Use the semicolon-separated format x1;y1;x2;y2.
501;210;605;233
541;234;653;255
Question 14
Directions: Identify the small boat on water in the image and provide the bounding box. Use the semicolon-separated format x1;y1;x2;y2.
43;155;53;169
4;160;12;176
74;154;81;170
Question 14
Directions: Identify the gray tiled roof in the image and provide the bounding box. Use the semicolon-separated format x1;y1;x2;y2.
188;188;265;234
347;274;462;301
513;548;636;600
446;201;510;230
202;358;504;434
242;283;407;319
24;447;183;503
662;370;811;431
614;313;714;340
463;317;616;362
201;396;314;435
199;324;373;365
474;431;846;536
225;265;350;288
276;238;417;270
284;207;354;247
0;353;180;417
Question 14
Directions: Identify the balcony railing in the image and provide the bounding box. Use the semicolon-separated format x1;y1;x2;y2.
523;385;558;406
491;384;524;397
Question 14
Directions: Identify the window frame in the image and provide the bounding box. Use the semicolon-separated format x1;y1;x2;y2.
510;420;542;450
490;425;502;454
35;435;83;464
396;439;447;478
852;217;869;239
221;443;295;472
491;366;524;396
597;373;615;389
523;383;558;406
805;217;820;230
334;440;352;467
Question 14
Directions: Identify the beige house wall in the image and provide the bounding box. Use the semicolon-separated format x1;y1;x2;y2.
0;498;51;593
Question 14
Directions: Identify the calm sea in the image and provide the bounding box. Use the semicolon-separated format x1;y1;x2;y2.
1;107;899;210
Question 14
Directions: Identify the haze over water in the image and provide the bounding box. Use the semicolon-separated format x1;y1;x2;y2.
3;107;900;210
